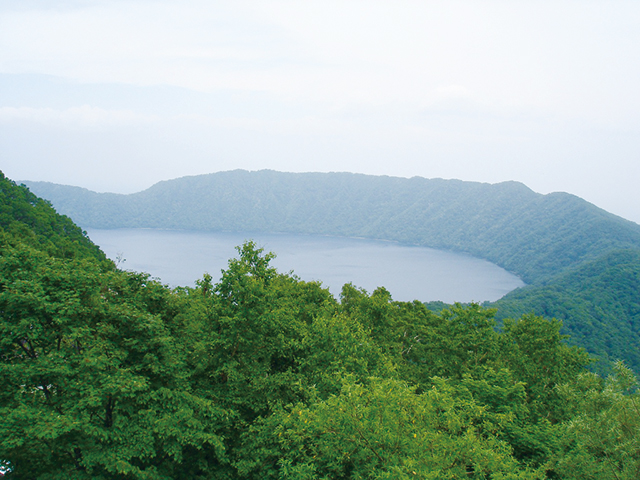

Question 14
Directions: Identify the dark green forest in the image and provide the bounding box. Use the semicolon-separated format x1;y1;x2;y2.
24;170;640;374
491;249;640;374
2;171;640;478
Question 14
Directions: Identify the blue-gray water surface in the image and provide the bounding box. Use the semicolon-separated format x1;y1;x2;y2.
86;229;524;303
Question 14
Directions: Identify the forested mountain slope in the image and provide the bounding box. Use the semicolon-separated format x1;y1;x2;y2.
490;248;640;373
0;172;105;262
24;170;640;285
3;171;640;478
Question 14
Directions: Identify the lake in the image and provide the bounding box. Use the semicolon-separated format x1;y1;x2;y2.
85;229;525;303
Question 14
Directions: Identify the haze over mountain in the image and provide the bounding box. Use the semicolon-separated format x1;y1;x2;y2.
24;170;640;374
3;2;640;224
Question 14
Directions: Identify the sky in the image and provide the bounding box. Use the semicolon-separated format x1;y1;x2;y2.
1;0;640;223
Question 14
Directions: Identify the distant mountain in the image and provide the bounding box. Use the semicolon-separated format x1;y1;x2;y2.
23;170;640;285
23;170;640;374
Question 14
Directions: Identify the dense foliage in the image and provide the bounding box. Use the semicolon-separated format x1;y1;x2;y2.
2;236;639;478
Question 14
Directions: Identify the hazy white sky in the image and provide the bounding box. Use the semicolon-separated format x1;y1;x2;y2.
1;1;640;222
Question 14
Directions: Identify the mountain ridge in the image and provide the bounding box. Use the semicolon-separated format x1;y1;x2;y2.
22;170;640;287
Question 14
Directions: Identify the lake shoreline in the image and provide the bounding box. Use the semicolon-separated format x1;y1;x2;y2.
86;228;525;303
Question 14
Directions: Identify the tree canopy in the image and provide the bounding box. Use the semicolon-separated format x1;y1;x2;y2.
2;238;638;478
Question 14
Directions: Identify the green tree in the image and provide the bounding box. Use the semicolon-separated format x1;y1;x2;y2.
242;376;544;479
500;314;591;423
554;361;640;479
0;242;226;478
180;242;338;474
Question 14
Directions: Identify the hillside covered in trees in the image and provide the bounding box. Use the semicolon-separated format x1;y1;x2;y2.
24;170;640;285
2;170;640;478
24;170;640;374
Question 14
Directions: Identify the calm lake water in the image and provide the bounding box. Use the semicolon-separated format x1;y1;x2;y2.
86;229;524;303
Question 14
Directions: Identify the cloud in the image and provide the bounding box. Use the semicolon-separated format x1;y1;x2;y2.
433;85;471;100
0;105;158;128
1;1;640;223
2;0;640;122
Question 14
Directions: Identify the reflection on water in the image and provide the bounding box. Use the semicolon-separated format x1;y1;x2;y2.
86;229;524;303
